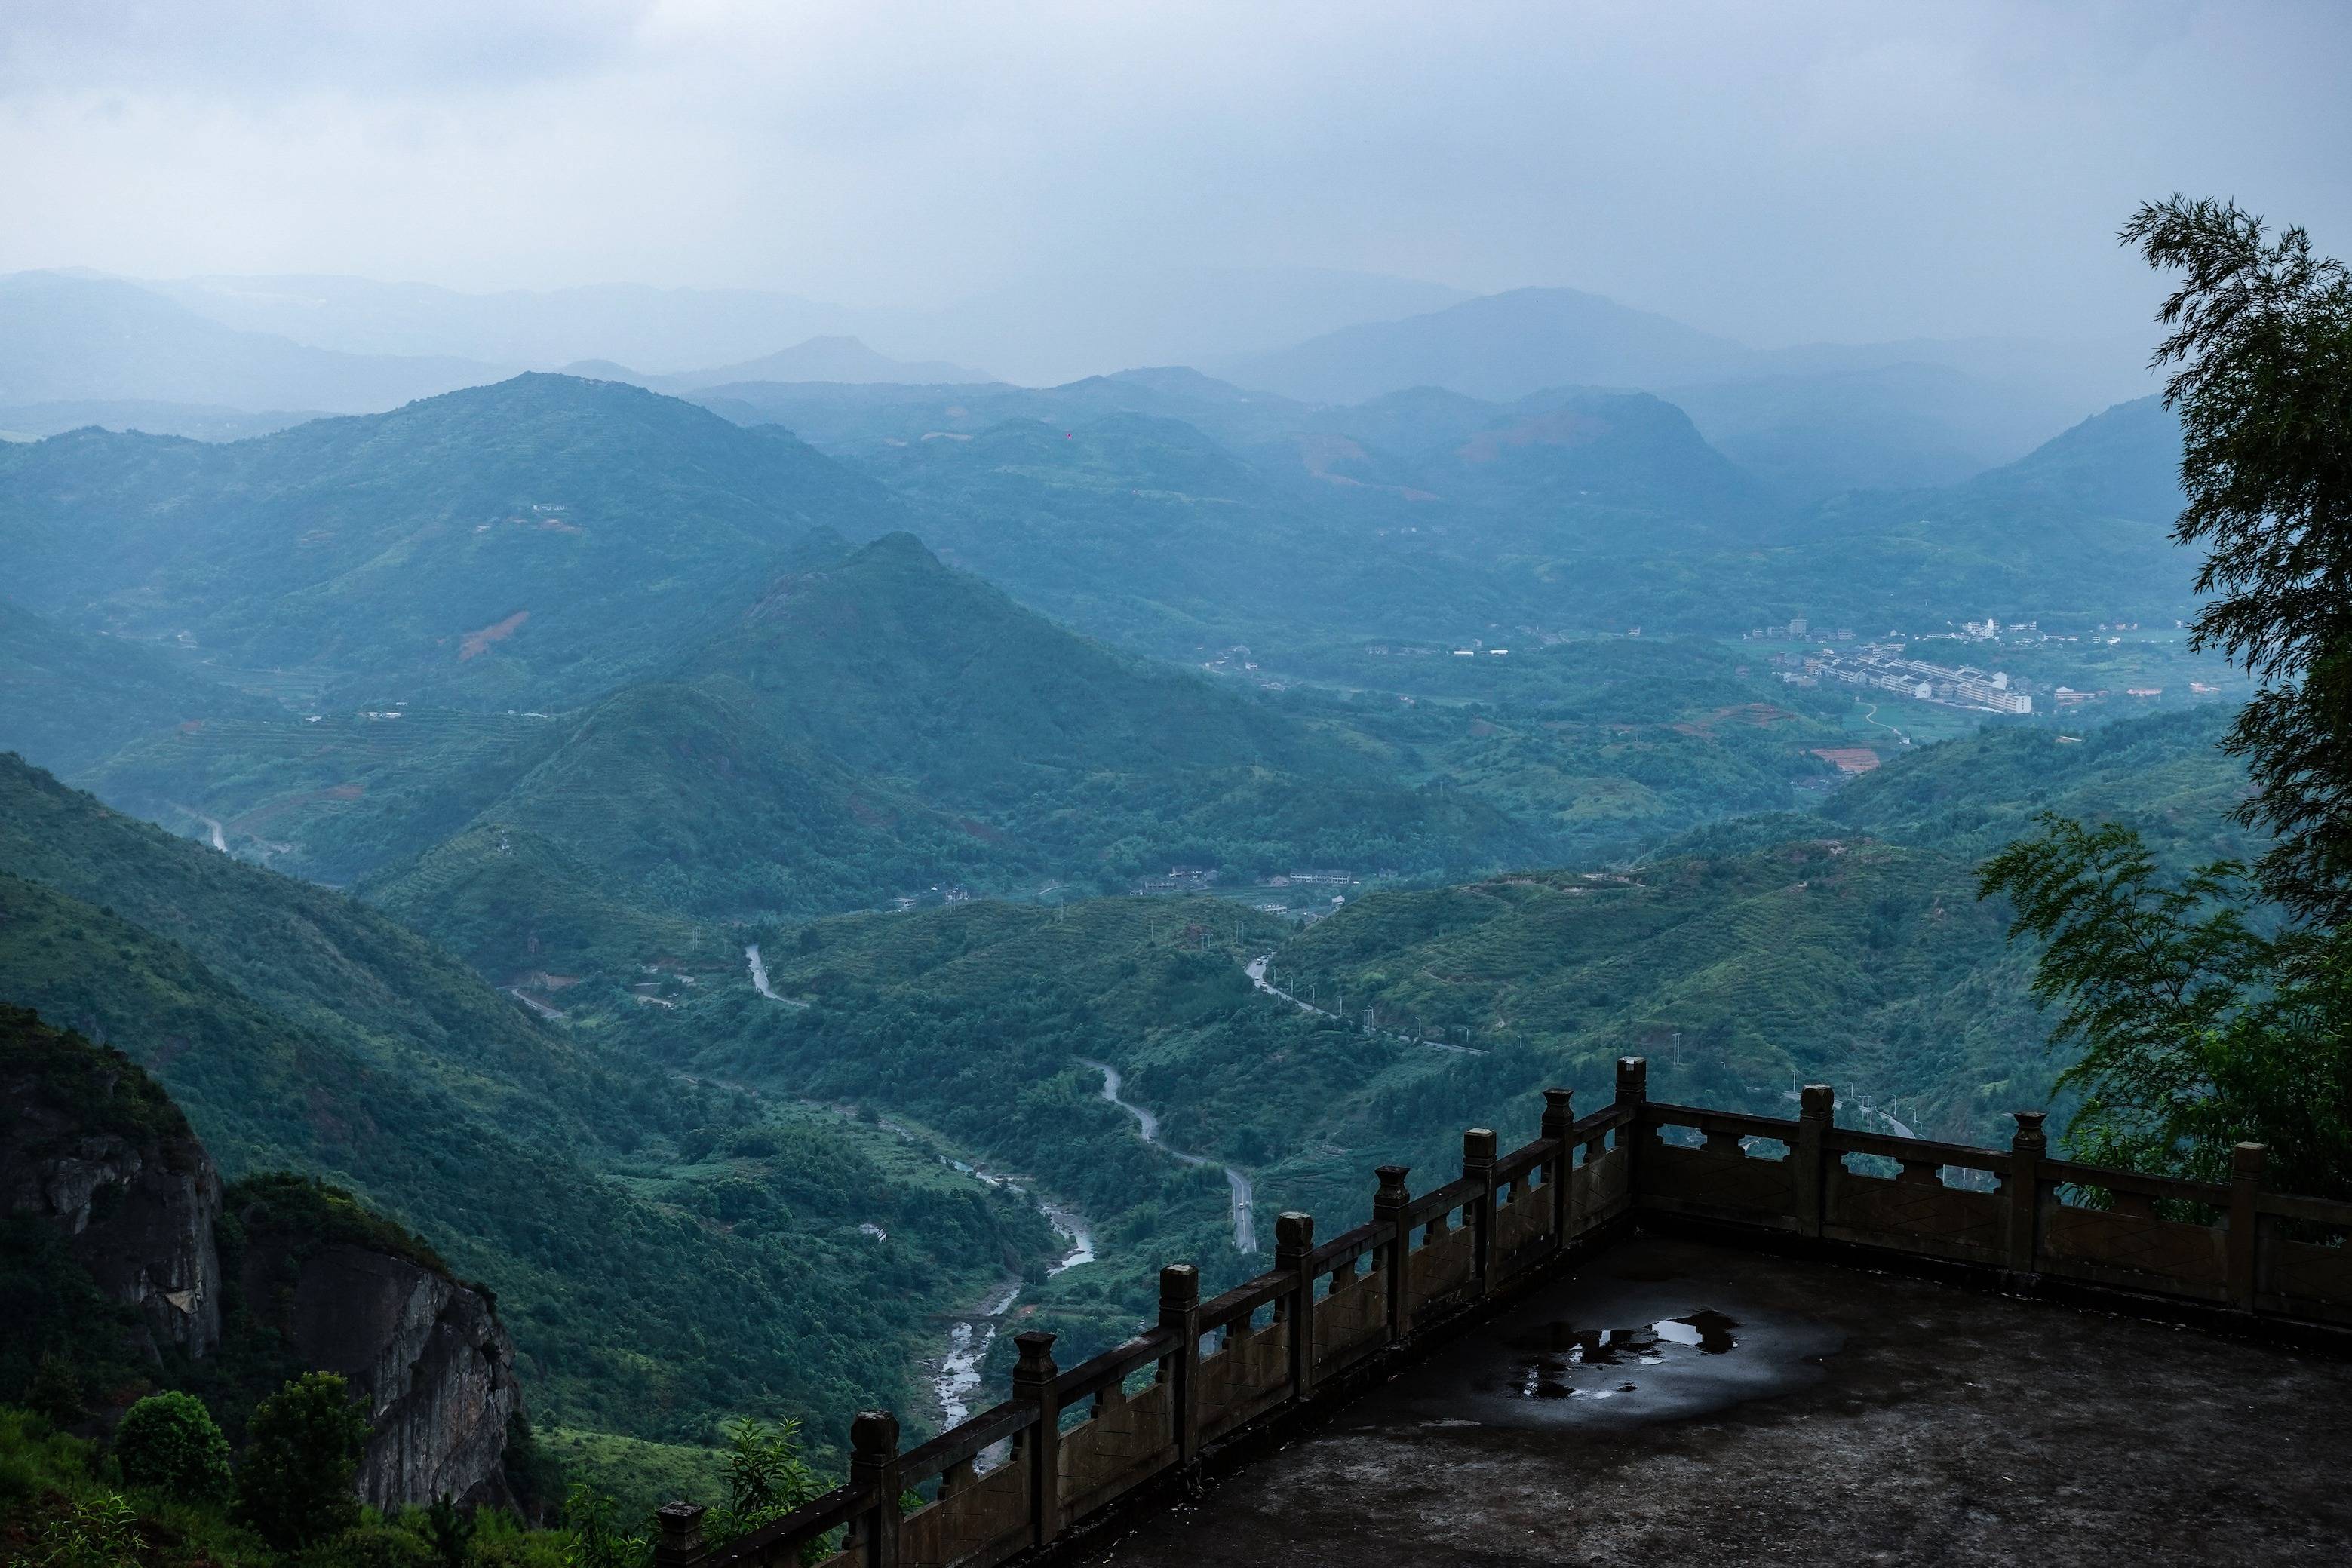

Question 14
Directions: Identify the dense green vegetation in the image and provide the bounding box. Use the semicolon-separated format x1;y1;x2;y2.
700;371;2196;660
0;598;276;775
0;376;899;711
0;762;1061;1471
1976;199;2352;1198
0;275;2258;1518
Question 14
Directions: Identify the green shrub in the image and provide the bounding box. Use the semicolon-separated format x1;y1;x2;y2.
115;1389;232;1501
234;1373;373;1551
295;1515;435;1568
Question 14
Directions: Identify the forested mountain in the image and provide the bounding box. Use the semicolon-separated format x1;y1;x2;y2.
0;375;903;708
355;531;1546;974
0;757;1061;1470
1267;707;2251;1148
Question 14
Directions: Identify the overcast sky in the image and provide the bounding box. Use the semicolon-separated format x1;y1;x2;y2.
4;1;2347;348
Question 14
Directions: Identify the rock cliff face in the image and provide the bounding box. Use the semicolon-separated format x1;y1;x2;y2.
2;1012;224;1358
238;1232;521;1509
2;1008;522;1511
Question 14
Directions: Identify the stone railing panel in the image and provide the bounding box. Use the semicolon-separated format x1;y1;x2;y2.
1405;1217;1475;1316
1491;1177;1553;1274
1196;1312;1290;1442
900;1453;1029;1568
1825;1162;2006;1265
2263;1233;2352;1326
1058;1377;1176;1523
2040;1198;2231;1301
1567;1140;1629;1232
1312;1264;1386;1373
1640;1118;1801;1230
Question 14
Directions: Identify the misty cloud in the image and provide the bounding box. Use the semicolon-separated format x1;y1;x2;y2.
3;1;2347;352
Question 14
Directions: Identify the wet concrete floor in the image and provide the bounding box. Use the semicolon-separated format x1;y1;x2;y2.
1088;1236;2352;1566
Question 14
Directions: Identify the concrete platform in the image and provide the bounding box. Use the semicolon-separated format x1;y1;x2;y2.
1088;1237;2352;1566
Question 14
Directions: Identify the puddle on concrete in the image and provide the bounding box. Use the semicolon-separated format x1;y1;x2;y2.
1508;1312;1739;1401
1366;1270;1840;1432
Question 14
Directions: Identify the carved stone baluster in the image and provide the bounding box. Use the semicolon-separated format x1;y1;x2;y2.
1011;1331;1060;1547
1540;1088;1574;1244
1795;1084;1834;1238
1276;1211;1316;1398
652;1503;707;1568
1159;1263;1200;1471
2228;1141;2267;1312
1374;1164;1411;1341
1616;1057;1648;1198
2007;1110;2046;1275
846;1410;901;1568
1463;1128;1497;1296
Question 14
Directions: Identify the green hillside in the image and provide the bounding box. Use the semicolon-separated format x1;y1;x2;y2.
0;374;902;710
339;532;1551;977
0;598;276;775
0;759;1058;1459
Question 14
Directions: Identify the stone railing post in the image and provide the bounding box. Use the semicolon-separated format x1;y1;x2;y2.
846;1410;901;1568
652;1503;708;1568
1615;1057;1648;1197
1011;1330;1061;1547
2006;1111;2046;1274
1795;1084;1834;1237
1275;1211;1316;1398
1540;1088;1574;1247
2228;1141;2267;1312
1158;1263;1201;1469
1373;1164;1411;1341
1463;1128;1497;1296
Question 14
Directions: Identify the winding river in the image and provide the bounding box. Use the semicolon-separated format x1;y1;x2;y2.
929;1171;1095;1428
1078;1057;1257;1254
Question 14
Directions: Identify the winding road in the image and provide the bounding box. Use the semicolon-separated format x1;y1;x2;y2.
743;944;807;1007
1247;953;1487;1056
173;805;228;854
1079;1058;1257;1253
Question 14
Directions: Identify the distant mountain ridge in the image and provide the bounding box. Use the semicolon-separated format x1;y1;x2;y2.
563;336;995;391
0;272;505;413
0;373;906;709
1217;286;1751;404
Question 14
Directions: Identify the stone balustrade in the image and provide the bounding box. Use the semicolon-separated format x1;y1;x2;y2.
660;1057;2352;1568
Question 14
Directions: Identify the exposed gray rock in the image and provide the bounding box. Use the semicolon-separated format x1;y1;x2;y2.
243;1238;520;1510
2;1094;223;1359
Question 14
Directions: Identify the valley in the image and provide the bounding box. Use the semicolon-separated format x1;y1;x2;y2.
0;302;2258;1514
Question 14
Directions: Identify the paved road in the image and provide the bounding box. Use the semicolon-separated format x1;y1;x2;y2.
1080;1057;1258;1253
743;944;808;1006
1247;953;1486;1056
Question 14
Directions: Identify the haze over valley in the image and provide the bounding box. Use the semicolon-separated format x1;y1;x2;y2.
4;2;2348;1557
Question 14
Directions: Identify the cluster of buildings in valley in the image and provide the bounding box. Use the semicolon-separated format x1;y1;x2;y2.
1743;615;1857;642
1777;647;2034;714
